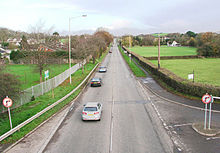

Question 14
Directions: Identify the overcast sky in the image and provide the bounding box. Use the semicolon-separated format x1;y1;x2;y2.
1;0;220;36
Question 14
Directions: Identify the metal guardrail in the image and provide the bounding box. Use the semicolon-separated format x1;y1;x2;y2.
0;63;99;142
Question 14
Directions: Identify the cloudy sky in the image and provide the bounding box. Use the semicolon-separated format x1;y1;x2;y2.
0;0;220;36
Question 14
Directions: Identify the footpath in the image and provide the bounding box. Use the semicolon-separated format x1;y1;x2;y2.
2;101;72;153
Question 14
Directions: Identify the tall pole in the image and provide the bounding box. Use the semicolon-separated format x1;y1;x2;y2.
68;15;87;84
208;96;213;129
204;103;208;129
69;17;72;84
158;34;160;69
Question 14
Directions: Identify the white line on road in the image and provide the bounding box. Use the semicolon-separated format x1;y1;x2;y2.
206;136;220;140
169;123;193;128
110;102;114;152
110;49;115;153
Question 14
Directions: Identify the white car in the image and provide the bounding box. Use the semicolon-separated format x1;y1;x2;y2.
99;66;107;73
82;102;102;121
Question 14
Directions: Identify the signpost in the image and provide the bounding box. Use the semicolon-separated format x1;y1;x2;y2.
44;70;49;91
208;96;213;129
202;94;211;129
188;70;194;83
45;70;49;79
3;97;13;129
129;54;131;63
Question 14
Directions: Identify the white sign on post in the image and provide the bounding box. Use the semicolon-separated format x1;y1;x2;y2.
45;70;49;79
3;97;13;108
3;97;13;129
188;74;194;80
202;94;212;130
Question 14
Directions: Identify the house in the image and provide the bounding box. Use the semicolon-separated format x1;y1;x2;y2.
7;38;21;46
0;48;10;60
167;41;181;47
38;45;54;52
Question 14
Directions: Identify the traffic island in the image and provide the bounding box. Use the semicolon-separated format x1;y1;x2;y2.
192;123;220;136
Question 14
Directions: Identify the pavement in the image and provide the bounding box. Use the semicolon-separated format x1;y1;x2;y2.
2;104;71;153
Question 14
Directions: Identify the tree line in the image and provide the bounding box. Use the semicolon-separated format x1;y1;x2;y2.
120;31;220;57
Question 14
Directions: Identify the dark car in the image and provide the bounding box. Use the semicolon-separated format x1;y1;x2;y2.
109;50;112;53
90;78;102;87
99;66;107;73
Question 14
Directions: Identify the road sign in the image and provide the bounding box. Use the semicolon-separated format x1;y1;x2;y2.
188;74;194;80
202;94;212;104
3;97;13;108
45;70;49;79
3;97;13;129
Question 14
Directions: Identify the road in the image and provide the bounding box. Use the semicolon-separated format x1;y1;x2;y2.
44;41;172;153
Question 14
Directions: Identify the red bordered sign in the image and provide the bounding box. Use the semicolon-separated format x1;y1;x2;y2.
202;94;212;104
3;97;13;108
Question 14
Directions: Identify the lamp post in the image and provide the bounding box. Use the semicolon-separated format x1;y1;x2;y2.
69;14;87;84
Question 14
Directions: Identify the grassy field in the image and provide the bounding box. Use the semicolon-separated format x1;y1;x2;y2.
118;46;146;77
5;64;70;90
151;33;168;37
150;58;220;86
128;46;197;57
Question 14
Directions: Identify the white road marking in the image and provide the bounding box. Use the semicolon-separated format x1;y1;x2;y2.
110;48;116;153
172;123;193;127
206;136;220;140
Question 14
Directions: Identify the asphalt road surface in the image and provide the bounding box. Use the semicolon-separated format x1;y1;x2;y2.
44;42;171;153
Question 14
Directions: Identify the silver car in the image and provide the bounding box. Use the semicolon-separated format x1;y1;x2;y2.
99;66;107;73
82;102;102;121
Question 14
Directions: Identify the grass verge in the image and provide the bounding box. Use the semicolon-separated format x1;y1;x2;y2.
118;45;146;77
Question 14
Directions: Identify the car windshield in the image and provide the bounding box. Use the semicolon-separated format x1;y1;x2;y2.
84;107;97;111
91;78;100;82
100;67;105;69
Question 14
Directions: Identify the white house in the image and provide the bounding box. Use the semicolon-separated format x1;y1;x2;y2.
167;41;181;47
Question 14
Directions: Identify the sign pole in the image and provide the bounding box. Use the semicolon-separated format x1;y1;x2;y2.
8;107;13;129
193;70;194;83
204;103;207;130
208;96;213;129
3;96;13;129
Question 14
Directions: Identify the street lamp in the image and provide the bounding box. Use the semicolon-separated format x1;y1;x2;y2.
69;14;87;84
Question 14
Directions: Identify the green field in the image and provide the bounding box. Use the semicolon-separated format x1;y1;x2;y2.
151;33;168;37
5;64;69;90
150;58;220;86
129;46;197;57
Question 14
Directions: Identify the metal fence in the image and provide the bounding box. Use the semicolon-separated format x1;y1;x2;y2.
1;62;85;112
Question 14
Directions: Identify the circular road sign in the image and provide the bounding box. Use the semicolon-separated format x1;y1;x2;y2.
202;94;212;104
3;97;13;108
